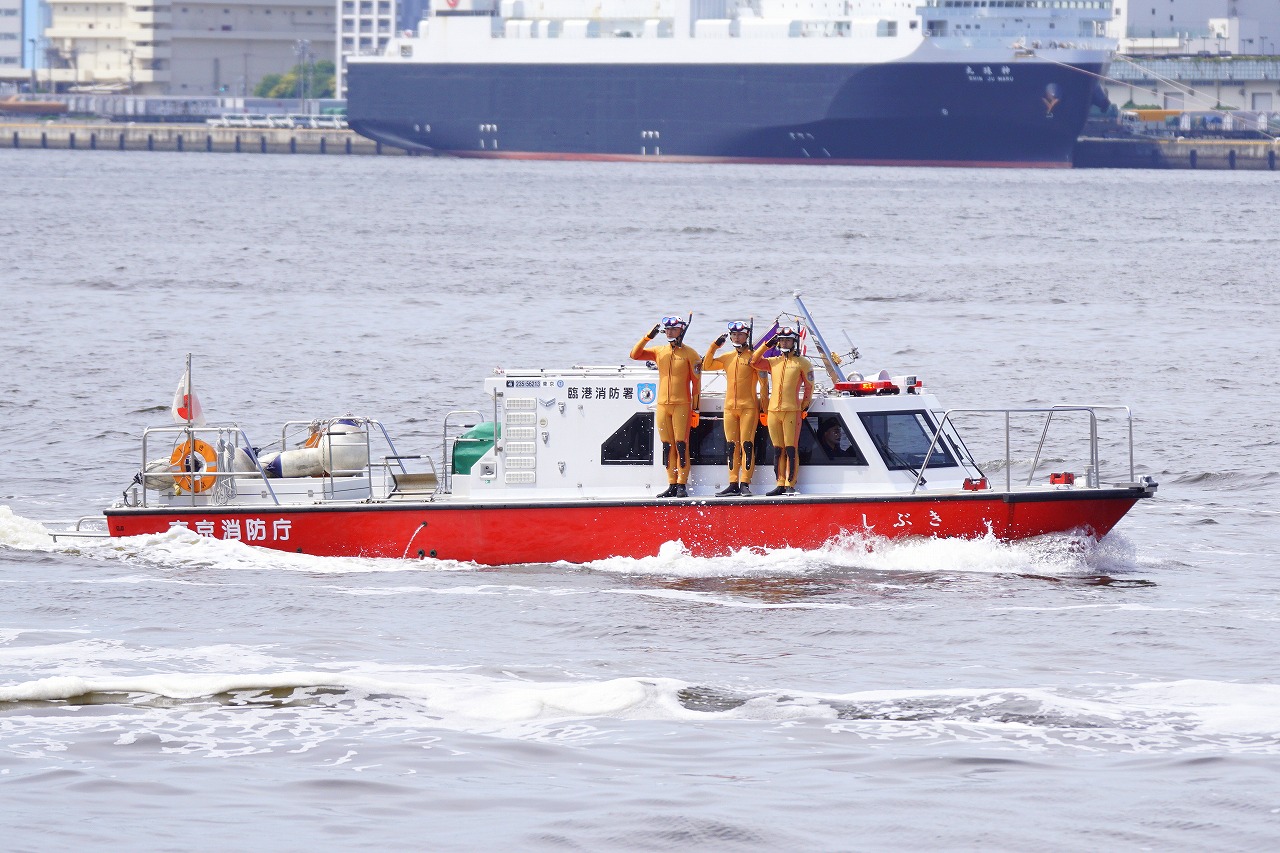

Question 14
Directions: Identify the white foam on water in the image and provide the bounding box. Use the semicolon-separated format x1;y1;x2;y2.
0;506;61;552
584;529;1138;579
2;669;1275;753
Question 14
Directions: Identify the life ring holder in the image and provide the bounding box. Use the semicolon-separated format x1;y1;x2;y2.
171;438;219;494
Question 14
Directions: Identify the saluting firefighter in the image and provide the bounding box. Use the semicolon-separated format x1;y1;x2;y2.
750;326;814;496
631;315;701;498
703;320;769;497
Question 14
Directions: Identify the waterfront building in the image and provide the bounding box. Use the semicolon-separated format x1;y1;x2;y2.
0;0;21;79
32;0;334;95
1105;56;1280;112
334;0;423;98
1112;0;1280;57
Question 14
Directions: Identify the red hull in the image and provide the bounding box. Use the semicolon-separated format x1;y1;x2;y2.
105;489;1151;565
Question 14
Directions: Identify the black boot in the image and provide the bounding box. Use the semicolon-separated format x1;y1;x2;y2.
716;483;741;497
674;484;688;498
738;483;752;496
766;485;787;497
656;484;678;498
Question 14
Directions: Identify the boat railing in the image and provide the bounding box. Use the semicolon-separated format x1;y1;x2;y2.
48;515;111;544
132;418;421;508
442;410;486;493
279;417;408;497
910;405;1136;495
138;423;280;508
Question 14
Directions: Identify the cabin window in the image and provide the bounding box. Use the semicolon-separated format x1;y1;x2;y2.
800;415;868;466
690;414;768;466
858;411;957;470
601;412;654;465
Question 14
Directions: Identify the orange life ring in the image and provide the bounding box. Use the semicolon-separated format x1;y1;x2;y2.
170;438;218;494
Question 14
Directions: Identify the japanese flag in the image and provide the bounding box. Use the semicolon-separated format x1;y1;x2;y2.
171;372;205;425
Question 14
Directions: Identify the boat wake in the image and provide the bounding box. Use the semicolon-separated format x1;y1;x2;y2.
1;670;1275;755
584;529;1144;581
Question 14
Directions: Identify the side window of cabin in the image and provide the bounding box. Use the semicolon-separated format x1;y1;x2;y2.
801;415;868;466
690;415;726;465
858;411;957;470
601;412;655;465
690;415;770;465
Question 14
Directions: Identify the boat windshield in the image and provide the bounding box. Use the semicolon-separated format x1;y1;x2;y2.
858;411;957;471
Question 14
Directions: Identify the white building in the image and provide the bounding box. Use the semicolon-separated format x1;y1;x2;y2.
1105;56;1279;111
335;0;423;97
35;0;334;95
0;0;21;79
1113;0;1280;56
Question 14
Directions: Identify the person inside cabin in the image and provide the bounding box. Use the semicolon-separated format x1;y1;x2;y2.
817;417;856;459
631;315;701;498
751;326;814;496
703;320;769;496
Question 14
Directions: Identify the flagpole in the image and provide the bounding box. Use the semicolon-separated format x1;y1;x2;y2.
185;352;194;428
185;352;194;506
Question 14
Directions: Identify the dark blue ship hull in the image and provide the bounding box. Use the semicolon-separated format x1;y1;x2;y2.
347;60;1104;166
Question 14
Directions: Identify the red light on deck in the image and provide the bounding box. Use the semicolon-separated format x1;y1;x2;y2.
1049;472;1076;485
962;477;989;491
835;381;880;396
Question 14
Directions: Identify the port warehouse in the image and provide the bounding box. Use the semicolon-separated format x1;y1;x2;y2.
1103;57;1280;114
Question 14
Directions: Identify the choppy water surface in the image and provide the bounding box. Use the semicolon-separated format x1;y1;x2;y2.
2;150;1278;850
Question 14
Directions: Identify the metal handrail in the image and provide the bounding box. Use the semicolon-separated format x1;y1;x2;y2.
910;406;1136;495
138;417;410;508
141;423;280;507
1028;405;1134;485
442;410;485;492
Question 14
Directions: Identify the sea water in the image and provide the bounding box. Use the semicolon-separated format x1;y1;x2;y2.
1;150;1278;850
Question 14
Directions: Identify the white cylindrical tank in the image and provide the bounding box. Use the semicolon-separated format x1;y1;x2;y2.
318;421;370;476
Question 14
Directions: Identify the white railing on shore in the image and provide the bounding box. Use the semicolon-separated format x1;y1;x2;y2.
205;113;348;130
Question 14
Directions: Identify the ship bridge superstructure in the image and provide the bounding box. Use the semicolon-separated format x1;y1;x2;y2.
393;0;1114;54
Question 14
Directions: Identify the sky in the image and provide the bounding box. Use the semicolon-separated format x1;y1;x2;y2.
23;0;40;66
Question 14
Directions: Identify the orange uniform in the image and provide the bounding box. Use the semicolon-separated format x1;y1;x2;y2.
751;340;814;491
703;340;768;487
631;334;701;486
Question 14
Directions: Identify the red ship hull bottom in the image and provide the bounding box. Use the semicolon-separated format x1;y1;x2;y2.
105;490;1149;566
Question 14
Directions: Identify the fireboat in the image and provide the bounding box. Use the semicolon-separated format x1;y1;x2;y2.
95;297;1157;564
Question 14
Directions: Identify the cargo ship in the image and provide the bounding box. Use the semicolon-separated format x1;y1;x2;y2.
345;0;1115;167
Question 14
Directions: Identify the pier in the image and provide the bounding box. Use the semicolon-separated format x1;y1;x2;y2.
2;121;405;156
1074;137;1279;170
6;121;1279;169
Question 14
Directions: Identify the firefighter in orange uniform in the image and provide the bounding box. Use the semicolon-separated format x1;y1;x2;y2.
631;315;701;498
750;326;814;496
703;321;769;496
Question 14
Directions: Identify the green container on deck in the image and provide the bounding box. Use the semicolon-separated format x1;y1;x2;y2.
452;422;502;474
